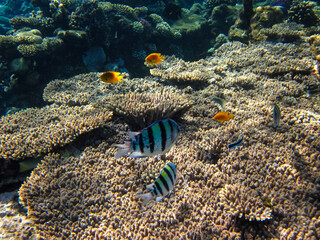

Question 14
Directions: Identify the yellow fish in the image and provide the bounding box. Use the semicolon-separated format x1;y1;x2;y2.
213;112;234;123
100;71;123;84
145;53;164;65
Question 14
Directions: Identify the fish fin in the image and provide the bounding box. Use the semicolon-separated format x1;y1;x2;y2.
136;192;154;206
128;131;140;140
156;196;164;202
114;142;131;159
229;113;234;119
129;152;147;158
146;184;154;191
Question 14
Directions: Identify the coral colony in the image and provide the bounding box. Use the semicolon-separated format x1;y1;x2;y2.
1;0;320;239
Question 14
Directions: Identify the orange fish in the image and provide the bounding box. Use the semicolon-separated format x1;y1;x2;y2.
145;53;164;65
213;112;234;123
100;71;123;84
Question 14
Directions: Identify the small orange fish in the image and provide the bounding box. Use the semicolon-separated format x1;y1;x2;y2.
213;112;234;123
100;71;123;84
145;53;164;65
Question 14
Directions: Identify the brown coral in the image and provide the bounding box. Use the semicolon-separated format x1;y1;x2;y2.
149;56;220;83
105;91;193;129
219;184;273;221
17;37;63;57
43;72;182;106
0;104;112;161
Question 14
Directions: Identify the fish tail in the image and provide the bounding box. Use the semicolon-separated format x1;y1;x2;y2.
136;192;154;206
114;141;131;159
229;113;234;119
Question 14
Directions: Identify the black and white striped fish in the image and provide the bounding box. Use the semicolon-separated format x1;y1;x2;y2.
137;162;178;205
114;119;180;159
273;103;281;128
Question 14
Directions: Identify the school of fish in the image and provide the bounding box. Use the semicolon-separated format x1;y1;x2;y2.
99;53;282;206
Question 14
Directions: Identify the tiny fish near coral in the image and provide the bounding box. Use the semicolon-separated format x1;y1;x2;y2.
213;112;234;123
114;119;180;159
211;96;226;109
137;162;178;206
100;71;123;84
145;53;165;65
273;103;281;128
229;135;243;149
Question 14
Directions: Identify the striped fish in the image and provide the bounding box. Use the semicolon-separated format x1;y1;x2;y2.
228;135;243;149
114;119;180;159
273;103;281;128
137;162;178;205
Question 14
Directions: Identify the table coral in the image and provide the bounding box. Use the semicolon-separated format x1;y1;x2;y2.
149;56;220;83
0;104;112;161
43;72;181;106
106;92;193;130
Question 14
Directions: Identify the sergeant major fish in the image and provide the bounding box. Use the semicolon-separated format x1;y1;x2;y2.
137;162;178;205
114;119;180;159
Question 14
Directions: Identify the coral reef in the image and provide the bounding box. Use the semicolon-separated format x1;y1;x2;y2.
250;6;285;30
0;104;112;161
204;0;238;8
16;40;320;238
43;72;180;106
219;184;273;221
0;191;37;239
288;0;320;27
106;92;194;130
149;56;221;83
252;22;305;43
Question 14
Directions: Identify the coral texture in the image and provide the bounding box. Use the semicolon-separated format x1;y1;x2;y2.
149;56;221;83
106;92;194;129
0;104;112;161
43;72;181;106
18;41;320;239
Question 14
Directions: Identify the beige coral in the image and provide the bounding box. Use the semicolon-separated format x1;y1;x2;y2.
0;104;112;160
149;56;219;82
219;184;273;221
105;91;193;129
43;72;181;106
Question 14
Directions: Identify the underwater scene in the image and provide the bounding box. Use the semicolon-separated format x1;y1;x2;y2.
1;0;320;239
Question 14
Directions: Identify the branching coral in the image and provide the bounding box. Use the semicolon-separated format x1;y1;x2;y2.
149;56;220;83
219;184;273;221
0;104;112;160
43;72;181;106
288;0;319;27
105;91;193;129
252;22;304;43
17;37;63;57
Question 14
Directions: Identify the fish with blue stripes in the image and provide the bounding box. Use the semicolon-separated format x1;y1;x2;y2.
229;135;243;149
137;162;178;205
273;103;281;128
114;119;180;159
